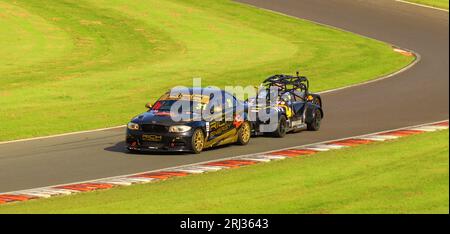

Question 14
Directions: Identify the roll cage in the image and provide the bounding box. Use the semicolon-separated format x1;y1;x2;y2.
259;72;310;102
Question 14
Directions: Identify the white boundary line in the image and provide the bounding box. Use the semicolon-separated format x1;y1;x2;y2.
318;51;419;95
0;125;126;145
2;119;447;196
0;3;421;146
396;0;449;12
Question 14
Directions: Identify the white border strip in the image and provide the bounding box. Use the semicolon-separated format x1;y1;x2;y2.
396;0;449;12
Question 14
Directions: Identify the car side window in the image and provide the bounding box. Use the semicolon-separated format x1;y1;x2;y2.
225;96;234;110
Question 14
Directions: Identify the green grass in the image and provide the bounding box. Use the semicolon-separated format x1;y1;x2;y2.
1;130;447;214
0;0;413;141
406;0;449;9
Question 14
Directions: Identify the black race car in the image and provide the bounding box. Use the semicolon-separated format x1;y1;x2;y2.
126;87;251;154
246;72;323;137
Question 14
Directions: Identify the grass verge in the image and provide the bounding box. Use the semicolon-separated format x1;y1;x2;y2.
0;130;447;214
0;0;413;141
405;0;449;9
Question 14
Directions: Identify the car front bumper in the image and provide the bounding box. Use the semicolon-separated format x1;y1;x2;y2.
126;129;194;152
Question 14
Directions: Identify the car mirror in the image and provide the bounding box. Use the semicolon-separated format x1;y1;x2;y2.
145;102;153;109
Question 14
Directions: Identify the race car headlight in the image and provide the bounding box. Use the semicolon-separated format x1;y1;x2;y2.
169;125;192;133
127;122;140;130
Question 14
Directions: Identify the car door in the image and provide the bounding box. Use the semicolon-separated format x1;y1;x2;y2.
205;105;222;139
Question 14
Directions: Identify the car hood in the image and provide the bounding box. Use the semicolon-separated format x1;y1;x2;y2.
132;111;200;126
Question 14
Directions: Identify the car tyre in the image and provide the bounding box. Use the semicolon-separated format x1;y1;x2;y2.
312;96;322;107
273;115;287;138
307;109;322;131
190;128;205;154
236;121;251;145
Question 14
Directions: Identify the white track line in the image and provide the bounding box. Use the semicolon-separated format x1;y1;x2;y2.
0;125;126;145
396;0;449;12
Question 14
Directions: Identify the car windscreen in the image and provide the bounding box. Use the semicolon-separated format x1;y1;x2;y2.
152;100;206;112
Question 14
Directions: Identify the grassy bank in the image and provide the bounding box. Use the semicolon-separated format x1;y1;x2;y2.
1;130;447;214
0;0;413;141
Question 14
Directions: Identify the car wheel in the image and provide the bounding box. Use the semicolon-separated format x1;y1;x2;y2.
273;115;287;138
237;121;251;145
313;96;322;107
307;109;322;131
190;129;205;154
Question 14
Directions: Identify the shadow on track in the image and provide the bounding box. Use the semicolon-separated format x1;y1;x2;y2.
104;141;242;156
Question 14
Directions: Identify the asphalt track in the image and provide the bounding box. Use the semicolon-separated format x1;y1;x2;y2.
0;0;448;193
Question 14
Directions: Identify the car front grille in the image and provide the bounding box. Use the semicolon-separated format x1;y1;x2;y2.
141;124;168;133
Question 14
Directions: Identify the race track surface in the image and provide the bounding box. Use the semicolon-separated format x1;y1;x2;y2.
0;0;448;193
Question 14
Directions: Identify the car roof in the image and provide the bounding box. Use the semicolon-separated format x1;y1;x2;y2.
169;87;230;95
